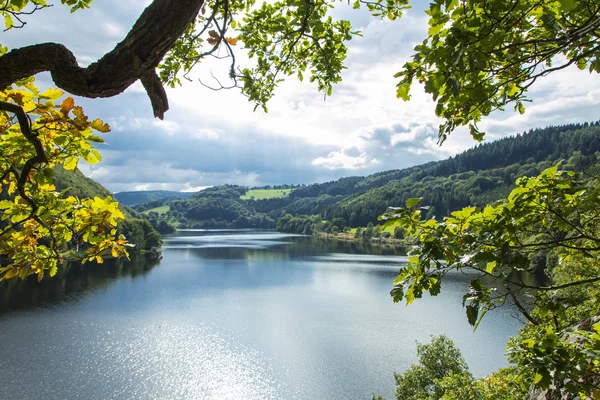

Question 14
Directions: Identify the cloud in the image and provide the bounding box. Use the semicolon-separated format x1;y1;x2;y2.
4;1;600;192
312;121;449;172
79;115;347;191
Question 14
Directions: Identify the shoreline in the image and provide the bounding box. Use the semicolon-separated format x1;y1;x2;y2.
315;231;407;247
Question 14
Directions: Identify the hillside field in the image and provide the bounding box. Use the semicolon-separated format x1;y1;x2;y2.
240;189;293;200
142;205;170;215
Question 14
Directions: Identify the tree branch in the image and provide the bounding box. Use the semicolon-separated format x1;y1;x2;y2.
0;0;206;119
505;284;539;325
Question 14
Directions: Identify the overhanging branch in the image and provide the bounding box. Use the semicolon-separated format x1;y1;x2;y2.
0;0;206;119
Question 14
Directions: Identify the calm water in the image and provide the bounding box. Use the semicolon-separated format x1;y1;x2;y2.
0;230;523;399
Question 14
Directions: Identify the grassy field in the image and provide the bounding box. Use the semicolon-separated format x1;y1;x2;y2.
241;189;293;200
142;205;170;215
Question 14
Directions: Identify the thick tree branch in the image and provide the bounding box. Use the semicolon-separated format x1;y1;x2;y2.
0;0;206;119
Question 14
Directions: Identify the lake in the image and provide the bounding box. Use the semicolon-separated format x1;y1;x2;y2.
0;230;523;399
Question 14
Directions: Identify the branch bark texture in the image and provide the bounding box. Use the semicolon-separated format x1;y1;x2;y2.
0;0;205;119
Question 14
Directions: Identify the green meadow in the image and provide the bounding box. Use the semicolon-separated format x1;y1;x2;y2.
142;205;170;215
240;189;293;200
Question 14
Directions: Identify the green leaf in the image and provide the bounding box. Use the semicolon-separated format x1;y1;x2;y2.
428;23;444;37
396;82;411;101
4;15;13;29
405;198;422;208
466;304;478;326
88;135;105;143
559;0;578;12
390;284;405;303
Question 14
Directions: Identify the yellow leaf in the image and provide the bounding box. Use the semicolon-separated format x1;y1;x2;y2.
90;118;111;133
91;149;102;163
226;37;239;46
23;101;37;113
60;97;75;115
84;149;102;164
40;88;63;100
63;157;78;171
7;181;16;195
8;92;25;106
4;15;13;30
73;106;85;118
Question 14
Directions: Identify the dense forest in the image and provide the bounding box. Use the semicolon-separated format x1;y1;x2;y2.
133;122;600;233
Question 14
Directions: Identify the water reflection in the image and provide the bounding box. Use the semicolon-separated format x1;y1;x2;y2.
0;230;524;400
311;236;408;256
0;254;160;314
162;230;407;259
0;232;407;314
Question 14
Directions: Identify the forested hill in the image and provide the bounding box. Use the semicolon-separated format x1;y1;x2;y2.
290;121;600;199
53;167;162;252
323;121;600;226
131;121;600;231
114;190;195;206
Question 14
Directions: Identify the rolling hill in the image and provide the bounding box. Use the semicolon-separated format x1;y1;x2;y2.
53;167;162;252
114;190;195;206
128;121;600;231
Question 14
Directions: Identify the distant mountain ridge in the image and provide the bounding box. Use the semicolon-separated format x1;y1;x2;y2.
126;121;600;231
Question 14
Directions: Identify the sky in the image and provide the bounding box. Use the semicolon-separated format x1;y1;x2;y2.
4;0;600;193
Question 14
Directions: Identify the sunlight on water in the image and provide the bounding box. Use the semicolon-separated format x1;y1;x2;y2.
0;230;524;399
0;316;290;400
106;321;287;399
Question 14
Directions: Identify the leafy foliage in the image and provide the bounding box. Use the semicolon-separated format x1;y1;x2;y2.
375;336;531;399
392;335;470;400
396;0;600;141
1;0;91;31
381;165;600;397
0;79;128;281
158;0;409;109
327;123;600;227
6;0;593;137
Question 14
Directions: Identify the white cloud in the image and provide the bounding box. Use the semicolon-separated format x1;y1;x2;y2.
152;119;180;135
181;185;211;193
3;1;600;191
313;152;369;170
